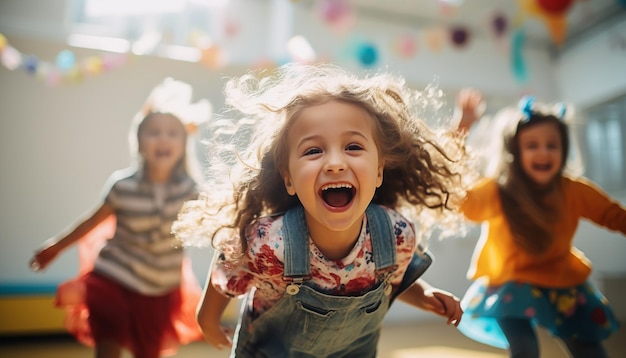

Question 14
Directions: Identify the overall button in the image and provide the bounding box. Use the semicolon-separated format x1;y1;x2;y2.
286;284;300;295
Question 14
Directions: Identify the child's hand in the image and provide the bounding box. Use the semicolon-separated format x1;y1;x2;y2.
200;322;233;350
29;244;60;272
421;288;463;327
456;88;485;133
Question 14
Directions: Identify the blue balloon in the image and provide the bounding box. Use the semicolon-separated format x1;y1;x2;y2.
56;50;75;71
357;43;378;67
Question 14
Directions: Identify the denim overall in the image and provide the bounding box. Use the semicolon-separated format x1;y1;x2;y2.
232;204;432;358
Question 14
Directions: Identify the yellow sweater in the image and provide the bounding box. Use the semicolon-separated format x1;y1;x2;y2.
462;177;626;288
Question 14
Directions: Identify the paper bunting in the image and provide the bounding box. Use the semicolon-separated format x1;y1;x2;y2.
0;33;130;87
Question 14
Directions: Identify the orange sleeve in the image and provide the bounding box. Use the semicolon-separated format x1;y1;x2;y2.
569;178;626;234
461;178;500;222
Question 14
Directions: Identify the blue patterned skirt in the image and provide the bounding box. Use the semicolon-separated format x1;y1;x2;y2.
457;278;621;349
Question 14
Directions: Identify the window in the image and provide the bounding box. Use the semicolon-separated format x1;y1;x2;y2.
68;0;229;60
579;94;626;194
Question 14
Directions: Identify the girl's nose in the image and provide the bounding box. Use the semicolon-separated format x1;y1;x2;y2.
324;151;346;173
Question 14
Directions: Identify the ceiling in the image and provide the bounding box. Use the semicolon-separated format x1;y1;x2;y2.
344;0;625;49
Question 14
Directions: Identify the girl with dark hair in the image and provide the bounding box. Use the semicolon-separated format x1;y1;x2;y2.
455;89;624;358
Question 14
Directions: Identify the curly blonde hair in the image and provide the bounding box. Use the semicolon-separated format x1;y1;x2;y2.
173;64;476;257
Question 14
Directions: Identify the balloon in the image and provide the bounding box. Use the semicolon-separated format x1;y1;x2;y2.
519;0;569;45
537;0;573;15
55;50;75;71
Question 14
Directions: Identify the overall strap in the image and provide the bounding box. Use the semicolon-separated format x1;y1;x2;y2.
282;206;311;282
282;204;399;281
365;204;398;275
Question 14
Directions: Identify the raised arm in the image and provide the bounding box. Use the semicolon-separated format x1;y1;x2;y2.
453;87;486;133
30;202;114;272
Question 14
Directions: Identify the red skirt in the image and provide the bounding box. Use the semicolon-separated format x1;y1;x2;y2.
55;215;203;357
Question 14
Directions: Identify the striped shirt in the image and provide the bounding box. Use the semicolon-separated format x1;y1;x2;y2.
93;167;198;295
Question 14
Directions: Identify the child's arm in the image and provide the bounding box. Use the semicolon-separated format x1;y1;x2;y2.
29;202;114;271
453;88;485;133
197;276;234;350
396;278;462;327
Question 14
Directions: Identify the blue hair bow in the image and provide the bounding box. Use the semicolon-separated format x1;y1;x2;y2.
518;95;534;122
518;95;566;122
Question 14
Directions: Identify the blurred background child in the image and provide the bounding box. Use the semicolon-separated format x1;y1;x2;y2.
29;78;211;358
455;90;624;358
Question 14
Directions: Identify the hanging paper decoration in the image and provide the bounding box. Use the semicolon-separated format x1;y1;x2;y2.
392;33;418;59
491;12;509;37
0;33;130;87
336;36;379;68
199;45;225;69
1;45;21;70
357;42;378;67
450;26;470;48
519;0;571;45
55;50;76;72
22;55;38;75
82;56;104;75
511;28;528;83
316;0;355;34
287;35;317;64
0;33;7;50
424;27;446;53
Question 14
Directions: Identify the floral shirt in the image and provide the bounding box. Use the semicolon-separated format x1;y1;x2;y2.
211;206;418;315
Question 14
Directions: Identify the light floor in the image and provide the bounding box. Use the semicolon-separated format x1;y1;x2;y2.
1;320;624;357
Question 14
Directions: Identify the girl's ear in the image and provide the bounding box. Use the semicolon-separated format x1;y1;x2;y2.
283;174;296;196
376;162;384;188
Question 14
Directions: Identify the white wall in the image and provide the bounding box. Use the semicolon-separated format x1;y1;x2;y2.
0;0;624;324
556;18;626;108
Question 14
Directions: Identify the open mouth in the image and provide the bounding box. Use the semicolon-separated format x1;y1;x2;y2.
532;163;553;171
155;149;171;159
320;183;355;208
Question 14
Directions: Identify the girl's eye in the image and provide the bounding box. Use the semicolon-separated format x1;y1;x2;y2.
303;147;322;156
523;142;538;150
346;143;363;151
